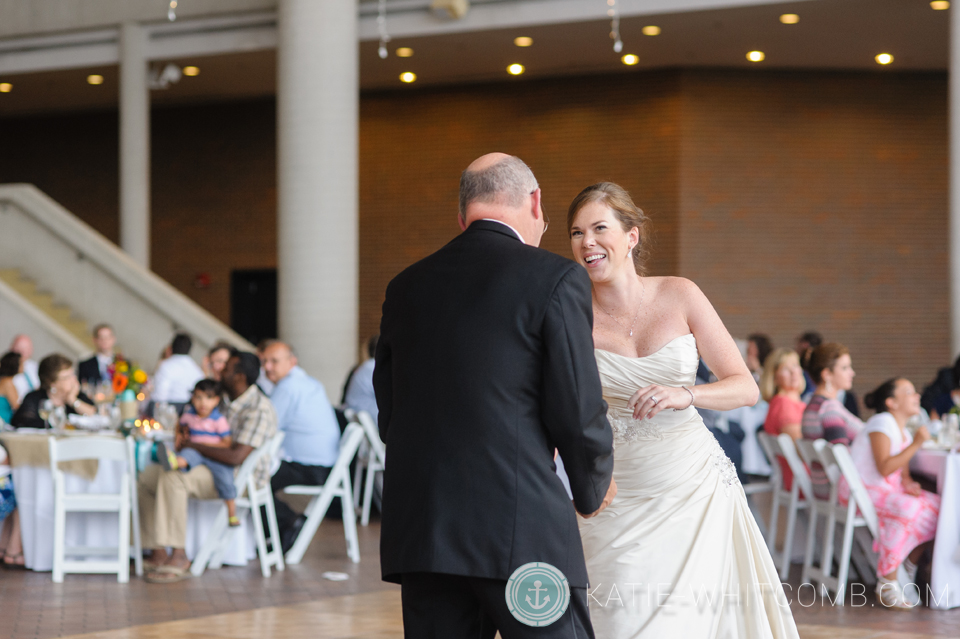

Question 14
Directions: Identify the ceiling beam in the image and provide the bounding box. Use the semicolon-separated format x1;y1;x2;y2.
0;0;816;76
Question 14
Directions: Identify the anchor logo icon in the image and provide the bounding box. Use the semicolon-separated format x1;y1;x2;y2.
525;580;551;609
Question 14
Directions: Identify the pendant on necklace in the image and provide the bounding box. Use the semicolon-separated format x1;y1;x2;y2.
629;330;633;337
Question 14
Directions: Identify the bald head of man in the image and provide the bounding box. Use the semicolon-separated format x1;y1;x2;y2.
262;341;298;384
458;153;547;246
10;334;33;360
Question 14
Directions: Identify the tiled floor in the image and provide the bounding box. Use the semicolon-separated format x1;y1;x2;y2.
2;518;960;639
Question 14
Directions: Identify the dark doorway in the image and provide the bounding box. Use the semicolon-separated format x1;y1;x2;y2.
231;269;277;346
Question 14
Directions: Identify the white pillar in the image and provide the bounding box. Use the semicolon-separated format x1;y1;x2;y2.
277;0;359;397
952;5;960;357
119;22;150;268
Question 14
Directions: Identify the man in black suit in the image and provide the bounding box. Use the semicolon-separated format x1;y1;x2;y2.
78;324;116;386
374;153;616;638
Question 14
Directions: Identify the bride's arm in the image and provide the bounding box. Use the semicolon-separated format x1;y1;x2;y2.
629;278;758;420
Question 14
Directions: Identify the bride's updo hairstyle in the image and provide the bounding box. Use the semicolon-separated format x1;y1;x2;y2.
567;182;650;275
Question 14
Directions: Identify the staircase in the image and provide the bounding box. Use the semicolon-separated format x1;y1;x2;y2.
0;184;253;368
0;269;92;349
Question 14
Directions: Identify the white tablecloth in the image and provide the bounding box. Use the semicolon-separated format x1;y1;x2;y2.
911;449;960;609
13;463;255;572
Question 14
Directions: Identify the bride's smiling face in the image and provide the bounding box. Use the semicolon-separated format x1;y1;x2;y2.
570;201;638;282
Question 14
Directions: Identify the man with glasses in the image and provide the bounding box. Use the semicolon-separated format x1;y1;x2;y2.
374;153;614;638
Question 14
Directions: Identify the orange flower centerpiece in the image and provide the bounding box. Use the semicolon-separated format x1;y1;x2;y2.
109;356;149;398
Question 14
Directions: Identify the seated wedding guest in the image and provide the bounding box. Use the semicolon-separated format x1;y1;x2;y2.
344;334;379;425
201;342;233;382
139;351;276;583
11;354;96;428
920;354;960;417
762;348;807;490
0;441;23;567
846;378;939;609
801;342;862;499
78;324;117;386
261;341;340;551
795;330;822;399
156;379;240;526
0;352;22;423
801;343;862;444
746;333;773;381
9;334;39;400
151;333;204;410
256;339;277;396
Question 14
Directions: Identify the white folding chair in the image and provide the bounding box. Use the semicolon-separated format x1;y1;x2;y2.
353;411;385;526
795;438;833;585
770;433;814;579
284;422;366;565
49;435;139;583
755;433;782;548
190;432;286;577
806;443;879;605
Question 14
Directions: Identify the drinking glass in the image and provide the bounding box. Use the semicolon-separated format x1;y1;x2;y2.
38;399;53;427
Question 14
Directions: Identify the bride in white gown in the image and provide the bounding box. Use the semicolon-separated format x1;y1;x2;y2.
568;183;799;639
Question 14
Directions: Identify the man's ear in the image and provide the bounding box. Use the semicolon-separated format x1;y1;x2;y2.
458;214;468;231
531;188;542;221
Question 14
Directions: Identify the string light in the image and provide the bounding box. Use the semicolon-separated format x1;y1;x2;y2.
608;0;623;53
168;0;177;22
378;0;391;59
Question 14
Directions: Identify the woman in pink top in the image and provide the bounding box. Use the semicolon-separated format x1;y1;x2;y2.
761;348;806;490
844;378;938;610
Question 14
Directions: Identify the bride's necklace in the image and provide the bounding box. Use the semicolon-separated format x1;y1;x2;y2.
595;278;645;337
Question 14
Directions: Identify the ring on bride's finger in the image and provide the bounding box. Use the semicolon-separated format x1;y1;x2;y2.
651;396;659;405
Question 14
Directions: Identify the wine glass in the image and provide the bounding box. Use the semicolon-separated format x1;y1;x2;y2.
38;399;53;428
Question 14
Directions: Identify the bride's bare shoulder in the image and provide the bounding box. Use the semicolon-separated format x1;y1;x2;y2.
646;276;704;300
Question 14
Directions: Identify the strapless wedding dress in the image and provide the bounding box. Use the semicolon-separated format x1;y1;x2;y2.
579;333;799;638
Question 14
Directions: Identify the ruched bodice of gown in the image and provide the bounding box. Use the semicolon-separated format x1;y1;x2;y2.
579;333;799;639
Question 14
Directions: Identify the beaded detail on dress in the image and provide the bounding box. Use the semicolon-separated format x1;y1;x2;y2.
707;435;740;492
608;408;662;446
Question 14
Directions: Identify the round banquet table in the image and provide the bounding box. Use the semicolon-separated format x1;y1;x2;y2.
1;431;256;572
910;447;960;609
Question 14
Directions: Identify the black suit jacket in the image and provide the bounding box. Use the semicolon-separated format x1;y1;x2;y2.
374;221;614;587
78;356;103;385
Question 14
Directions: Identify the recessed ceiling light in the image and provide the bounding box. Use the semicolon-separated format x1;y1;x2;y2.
396;47;414;57
642;26;661;36
875;53;894;65
780;14;800;24
931;1;950;9
0;83;11;93
621;54;639;66
514;37;533;47
507;63;525;75
87;74;104;85
747;51;765;62
183;66;200;76
399;72;417;83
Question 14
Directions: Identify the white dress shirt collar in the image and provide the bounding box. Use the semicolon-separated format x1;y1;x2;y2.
480;219;524;244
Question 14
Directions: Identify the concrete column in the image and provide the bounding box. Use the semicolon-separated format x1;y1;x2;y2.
119;22;150;268
953;5;960;357
277;0;359;397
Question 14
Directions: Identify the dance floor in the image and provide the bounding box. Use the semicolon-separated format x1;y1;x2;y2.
1;520;959;639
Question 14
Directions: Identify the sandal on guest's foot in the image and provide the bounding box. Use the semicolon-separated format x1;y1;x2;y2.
3;552;25;569
228;515;241;527
144;564;192;584
155;442;178;471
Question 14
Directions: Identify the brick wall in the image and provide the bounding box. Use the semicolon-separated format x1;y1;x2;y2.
679;70;949;398
0;68;949;398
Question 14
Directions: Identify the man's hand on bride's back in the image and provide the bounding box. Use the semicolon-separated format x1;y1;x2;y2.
580;478;617;519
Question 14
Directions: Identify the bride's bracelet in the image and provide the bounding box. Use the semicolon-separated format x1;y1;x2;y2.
675;385;695;411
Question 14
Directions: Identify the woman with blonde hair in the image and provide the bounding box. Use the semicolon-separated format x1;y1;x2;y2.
761;348;806;490
570;182;798;638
